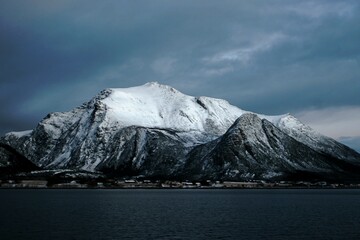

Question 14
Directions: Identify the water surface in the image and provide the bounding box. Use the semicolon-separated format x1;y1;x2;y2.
0;189;359;239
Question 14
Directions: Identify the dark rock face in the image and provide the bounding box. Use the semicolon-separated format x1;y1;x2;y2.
95;127;188;179
0;143;40;175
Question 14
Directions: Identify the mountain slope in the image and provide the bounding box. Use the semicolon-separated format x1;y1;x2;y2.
183;114;360;181
1;82;360;181
278;115;360;163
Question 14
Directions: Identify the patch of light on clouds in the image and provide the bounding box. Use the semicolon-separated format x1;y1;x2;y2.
200;66;234;77
294;106;360;139
203;33;288;64
285;1;355;19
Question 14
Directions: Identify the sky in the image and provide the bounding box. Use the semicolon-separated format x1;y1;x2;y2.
0;0;359;152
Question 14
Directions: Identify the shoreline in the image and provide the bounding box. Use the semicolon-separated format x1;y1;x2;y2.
2;178;360;189
2;186;360;190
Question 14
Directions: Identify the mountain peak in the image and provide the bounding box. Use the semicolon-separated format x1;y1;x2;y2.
115;81;181;93
92;82;180;102
87;82;247;135
144;81;167;88
233;113;260;125
80;83;291;138
145;81;161;85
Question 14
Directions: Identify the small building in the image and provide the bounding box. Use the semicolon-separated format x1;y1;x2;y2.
161;183;170;188
182;182;196;188
212;181;224;188
125;179;136;183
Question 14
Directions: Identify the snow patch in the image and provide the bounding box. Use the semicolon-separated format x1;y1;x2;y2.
100;82;286;136
6;130;32;138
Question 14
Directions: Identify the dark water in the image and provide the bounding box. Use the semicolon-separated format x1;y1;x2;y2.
1;189;360;240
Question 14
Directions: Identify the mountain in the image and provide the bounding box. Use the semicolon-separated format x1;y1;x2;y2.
1;82;360;181
183;114;360;181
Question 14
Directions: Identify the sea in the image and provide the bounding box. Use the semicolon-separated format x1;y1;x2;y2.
0;189;360;240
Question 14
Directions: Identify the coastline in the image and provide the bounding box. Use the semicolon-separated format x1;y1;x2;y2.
2;179;360;189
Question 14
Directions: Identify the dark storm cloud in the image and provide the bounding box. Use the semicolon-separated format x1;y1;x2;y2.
1;0;359;149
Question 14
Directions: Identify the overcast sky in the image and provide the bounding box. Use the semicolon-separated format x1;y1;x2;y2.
1;0;359;152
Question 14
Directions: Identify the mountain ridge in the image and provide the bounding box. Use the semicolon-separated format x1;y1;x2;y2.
1;82;360;181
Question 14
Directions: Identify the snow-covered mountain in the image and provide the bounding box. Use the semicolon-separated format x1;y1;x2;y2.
1;82;360;180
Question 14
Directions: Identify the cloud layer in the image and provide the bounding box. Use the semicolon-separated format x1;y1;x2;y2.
1;1;359;151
